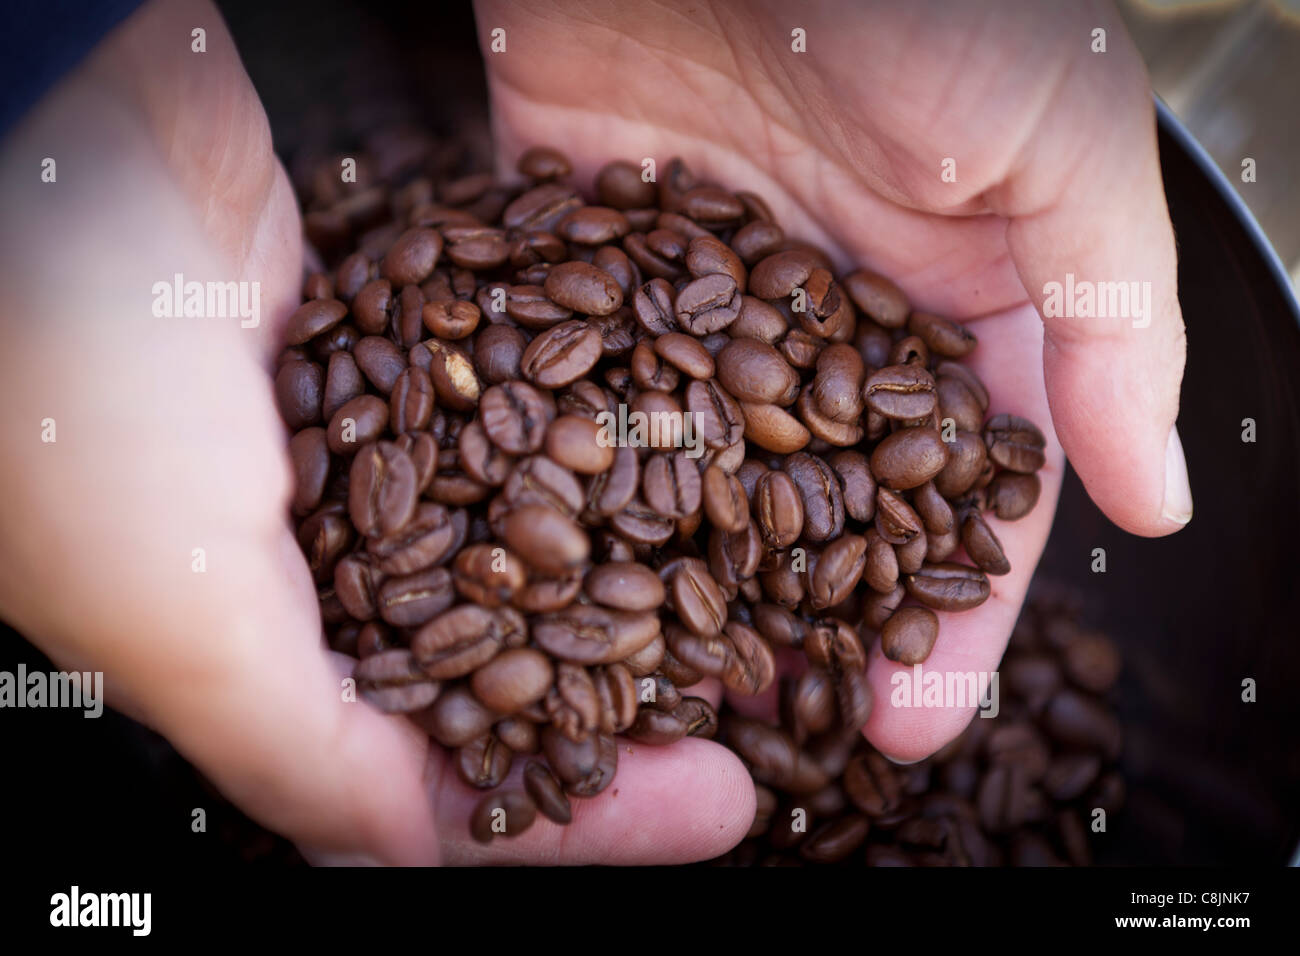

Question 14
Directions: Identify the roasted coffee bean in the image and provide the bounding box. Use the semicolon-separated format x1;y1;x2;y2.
534;605;660;664
546;414;614;475
584;562;665;612
933;430;988;498
936;373;984;433
456;734;514;789
470;789;537;843
720;622;776;695
471;648;554;714
871;427;949;490
987;471;1041;521
285;298;348;345
524;761;573;824
727;718;828;794
377;566;454;627
701;465;749;533
799;815;871;864
413;605;519;679
453;542;526;607
480;382;550;455
844;752;903;817
353;335;407;395
984;414;1047;473
643;451;702;519
544;261;624;316
675;273;742;334
422;339;482;411
502;503;589;575
864;364;937;420
808;534;867;610
962;510;1011;575
390;367;434;435
907;311;976;357
905;562;991;611
367;501;456;574
504;182;583;233
881;607;940;665
289;428;329;516
275;360;324;429
842;269;909;328
596;160;657;208
349;441;418;537
671;564;728;638
784;453;844;542
503;455;585;517
381;227;442;285
717;338;799;406
685;378;745;449
522;319;603;387
355;649;441;713
474;324;527;384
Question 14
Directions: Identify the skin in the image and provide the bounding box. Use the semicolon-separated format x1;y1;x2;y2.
0;0;1187;863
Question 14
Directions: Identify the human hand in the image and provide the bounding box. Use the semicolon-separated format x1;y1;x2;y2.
0;0;753;864
474;0;1190;760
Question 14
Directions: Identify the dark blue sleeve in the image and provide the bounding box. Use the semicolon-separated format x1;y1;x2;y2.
1;0;147;138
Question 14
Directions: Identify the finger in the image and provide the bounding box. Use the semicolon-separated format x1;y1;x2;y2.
437;738;755;865
863;306;1062;761
988;32;1190;537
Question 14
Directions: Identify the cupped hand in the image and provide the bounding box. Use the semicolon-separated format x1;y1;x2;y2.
0;0;752;865
474;0;1190;760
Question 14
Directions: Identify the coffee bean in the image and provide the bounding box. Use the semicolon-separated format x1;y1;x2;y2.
534;604;660;664
961;510;1011;576
413;605;521;679
471;648;554;714
275;360;324;429
457;734;514;789
349;441;418;537
524;761;573;824
355;649;441;713
984;414;1047;473
470;789;537;843
842;269;909;328
503;504;589;575
716;339;799;405
546;414;614;475
864;364;937;420
907;311;976;357
784;453;844;542
987;472;1041;521
521;319;602;387
870;427;950;490
544;261;624;316
377;566;454;627
285;298;348;345
905;562;991;611
809;534;867;610
643;451;702;519
584;562;665;612
480;382;550;455
881;607;940;665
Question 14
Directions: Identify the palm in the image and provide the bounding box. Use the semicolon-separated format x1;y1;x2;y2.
479;1;1072;757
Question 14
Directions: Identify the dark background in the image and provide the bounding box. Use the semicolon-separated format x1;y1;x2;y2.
2;0;1298;867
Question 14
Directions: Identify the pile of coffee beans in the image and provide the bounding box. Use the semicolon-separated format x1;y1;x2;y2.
710;583;1124;866
278;138;1049;843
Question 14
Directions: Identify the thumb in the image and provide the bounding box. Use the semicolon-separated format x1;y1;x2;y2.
993;29;1192;537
